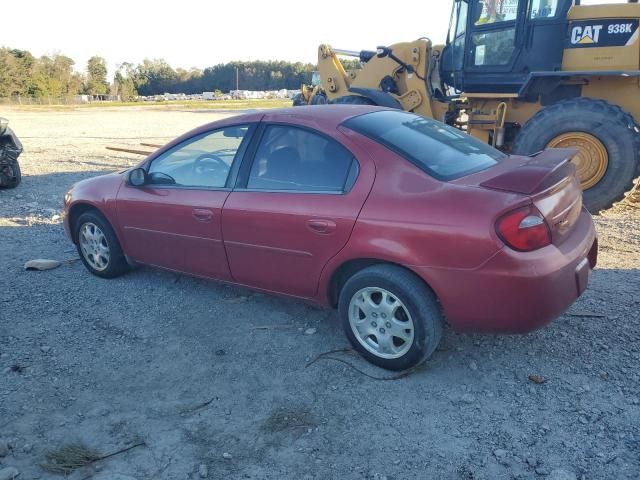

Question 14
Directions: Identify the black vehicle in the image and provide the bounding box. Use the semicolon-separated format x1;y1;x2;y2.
0;117;23;188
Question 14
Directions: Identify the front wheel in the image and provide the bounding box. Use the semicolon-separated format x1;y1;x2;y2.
75;210;129;278
0;160;21;188
338;264;443;371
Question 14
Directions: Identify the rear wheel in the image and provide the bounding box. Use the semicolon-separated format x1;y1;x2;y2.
329;95;376;106
338;264;443;371
512;97;640;214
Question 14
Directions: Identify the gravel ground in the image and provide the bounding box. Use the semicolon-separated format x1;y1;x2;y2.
0;106;639;480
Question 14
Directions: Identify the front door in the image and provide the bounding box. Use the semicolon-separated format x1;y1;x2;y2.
222;123;374;298
116;124;253;280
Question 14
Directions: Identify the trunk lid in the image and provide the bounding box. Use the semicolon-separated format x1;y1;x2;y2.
456;148;584;245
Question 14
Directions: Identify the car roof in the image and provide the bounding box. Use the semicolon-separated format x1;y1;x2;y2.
263;104;390;124
204;104;391;132
161;105;394;157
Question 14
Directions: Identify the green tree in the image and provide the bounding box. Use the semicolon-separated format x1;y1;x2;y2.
30;54;79;98
133;59;178;96
0;48;35;97
113;62;137;101
86;56;109;95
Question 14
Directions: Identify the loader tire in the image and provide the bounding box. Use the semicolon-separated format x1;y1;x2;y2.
311;92;328;105
512;97;640;214
292;93;306;107
330;95;376;105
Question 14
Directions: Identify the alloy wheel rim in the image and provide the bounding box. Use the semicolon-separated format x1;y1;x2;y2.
547;132;608;190
348;287;415;359
79;222;110;271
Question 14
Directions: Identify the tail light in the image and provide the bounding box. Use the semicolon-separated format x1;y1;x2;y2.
496;205;551;252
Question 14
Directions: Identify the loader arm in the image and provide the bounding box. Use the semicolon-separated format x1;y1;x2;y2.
317;40;445;120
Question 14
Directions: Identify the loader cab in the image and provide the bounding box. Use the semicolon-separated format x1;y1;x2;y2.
440;0;573;94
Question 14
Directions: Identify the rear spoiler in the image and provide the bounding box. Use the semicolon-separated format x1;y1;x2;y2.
480;148;577;195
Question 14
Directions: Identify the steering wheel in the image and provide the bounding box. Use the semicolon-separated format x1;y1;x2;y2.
194;153;228;175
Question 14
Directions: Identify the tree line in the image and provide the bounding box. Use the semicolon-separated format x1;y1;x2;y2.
0;47;362;101
0;49;109;99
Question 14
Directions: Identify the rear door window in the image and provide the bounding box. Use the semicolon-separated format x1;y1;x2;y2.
246;125;358;192
343;110;504;180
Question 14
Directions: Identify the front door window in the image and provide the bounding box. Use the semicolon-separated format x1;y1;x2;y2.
148;126;248;188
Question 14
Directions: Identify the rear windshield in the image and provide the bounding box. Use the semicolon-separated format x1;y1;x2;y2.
343;110;505;180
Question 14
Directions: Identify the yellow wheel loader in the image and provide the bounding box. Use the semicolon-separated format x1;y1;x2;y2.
297;0;640;213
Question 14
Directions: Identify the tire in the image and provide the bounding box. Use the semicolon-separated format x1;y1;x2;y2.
1;160;21;188
512;97;640;214
74;210;129;279
310;92;328;105
329;95;376;106
292;93;306;107
338;264;443;371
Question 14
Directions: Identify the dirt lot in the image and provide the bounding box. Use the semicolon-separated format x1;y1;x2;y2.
0;106;639;480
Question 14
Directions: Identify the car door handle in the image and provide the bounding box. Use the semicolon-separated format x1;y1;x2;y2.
192;208;214;222
307;219;336;234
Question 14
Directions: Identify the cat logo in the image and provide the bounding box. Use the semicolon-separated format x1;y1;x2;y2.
567;19;639;49
571;25;604;45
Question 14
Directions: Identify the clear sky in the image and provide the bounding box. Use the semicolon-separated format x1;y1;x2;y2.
1;0;624;79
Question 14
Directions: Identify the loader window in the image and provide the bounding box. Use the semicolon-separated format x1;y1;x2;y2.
454;1;468;38
475;0;520;25
472;28;516;65
344;111;504;181
447;0;469;73
470;0;520;66
529;0;558;19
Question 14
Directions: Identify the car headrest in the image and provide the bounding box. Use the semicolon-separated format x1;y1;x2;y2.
267;146;300;178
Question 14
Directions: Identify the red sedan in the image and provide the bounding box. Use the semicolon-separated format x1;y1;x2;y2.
63;106;597;370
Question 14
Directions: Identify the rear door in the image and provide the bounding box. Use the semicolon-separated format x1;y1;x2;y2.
116;124;255;280
221;122;375;298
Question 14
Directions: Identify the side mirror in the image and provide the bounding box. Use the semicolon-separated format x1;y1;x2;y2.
128;168;148;187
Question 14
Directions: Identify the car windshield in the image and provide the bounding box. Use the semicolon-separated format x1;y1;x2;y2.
343;110;505;180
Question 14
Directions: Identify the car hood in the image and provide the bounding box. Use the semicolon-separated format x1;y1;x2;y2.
68;171;126;199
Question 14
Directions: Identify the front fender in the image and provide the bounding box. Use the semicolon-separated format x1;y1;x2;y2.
63;173;125;242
